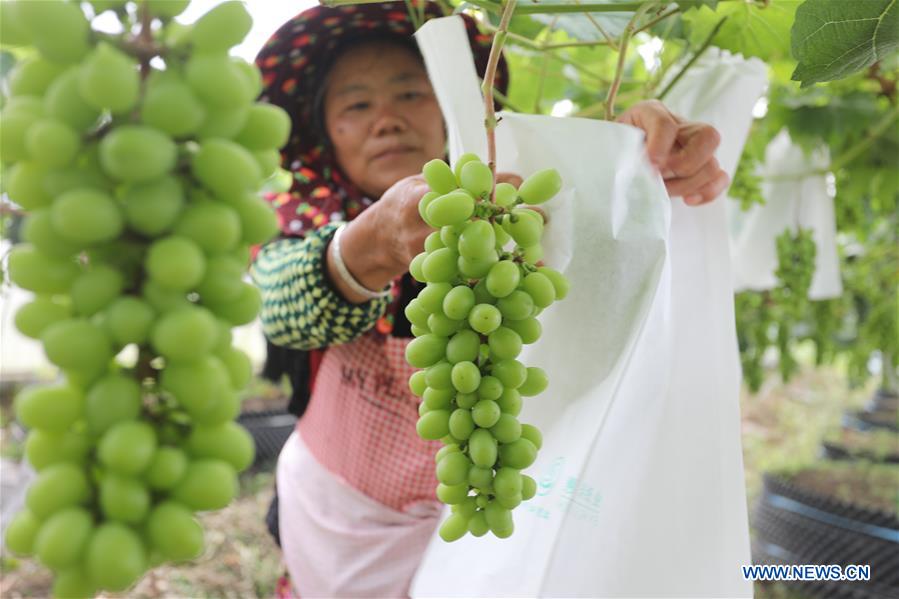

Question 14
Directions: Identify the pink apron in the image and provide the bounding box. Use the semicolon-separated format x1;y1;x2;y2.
277;333;444;598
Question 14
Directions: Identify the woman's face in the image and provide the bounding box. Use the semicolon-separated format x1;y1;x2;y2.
323;40;446;198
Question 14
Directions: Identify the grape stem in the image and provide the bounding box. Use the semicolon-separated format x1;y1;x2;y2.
481;0;517;203
138;0;154;78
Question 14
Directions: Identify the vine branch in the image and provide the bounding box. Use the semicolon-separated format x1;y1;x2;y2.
604;4;650;120
482;0;517;201
657;15;727;101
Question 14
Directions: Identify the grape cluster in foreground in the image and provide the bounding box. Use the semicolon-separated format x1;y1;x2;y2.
407;155;569;541
1;1;284;596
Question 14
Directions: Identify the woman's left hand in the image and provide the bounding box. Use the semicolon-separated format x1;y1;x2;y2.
617;100;729;206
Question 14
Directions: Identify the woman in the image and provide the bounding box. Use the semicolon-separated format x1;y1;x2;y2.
251;4;729;597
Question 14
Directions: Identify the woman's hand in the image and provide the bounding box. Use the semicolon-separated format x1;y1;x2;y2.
329;171;522;303
617;100;729;206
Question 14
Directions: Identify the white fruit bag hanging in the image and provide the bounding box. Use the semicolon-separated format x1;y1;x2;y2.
411;16;758;598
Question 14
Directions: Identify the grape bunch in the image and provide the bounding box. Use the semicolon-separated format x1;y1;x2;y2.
405;154;569;541
1;1;285;595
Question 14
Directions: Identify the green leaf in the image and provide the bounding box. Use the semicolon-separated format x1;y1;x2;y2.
790;0;899;87
675;0;719;10
682;0;797;61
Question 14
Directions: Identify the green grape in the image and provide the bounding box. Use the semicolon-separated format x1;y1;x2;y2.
504;317;542;344
35;507;93;570
172;459;238;511
141;280;190;313
146;502;204;563
522;272;556;308
44;67;100;131
488;327;522;360
14;297;70;339
503;210;543;247
422;247;459;283
409;371;428;396
104;297;155;346
416;409;450;440
150;305;218;362
235;103;291;150
85;523;147;592
427;192;475;227
520;423;543;450
204;282;261;325
448;408;475;440
485;500;514;538
145;236;206;291
453;152;480;184
195;387;241;426
521;244;543;264
494;182;518;208
41;319;112;374
99;125;177;182
435;445;461;464
147;0;191;17
195;137;265;194
494;467;522;498
519;367;549;396
499;438;537;469
232;56;262;98
468;465;493;490
405;334;449;368
15;384;84;433
26;463;90;519
23;210;82;257
436;451;471;486
497;388;522;416
255;148;282;177
15;0;89;64
439;513;469;542
8;162;53;212
43;162;112;199
8;57;65;97
404;299;431;329
85;374;141;435
0;1;31;46
197;104;250;139
418;282;453;314
443;285;475;320
0;112;38;164
145;447;188;491
468;429;497;468
497;492;522;509
100;473;150;524
478;375;503;401
217;345;253;390
469;511;489;537
160;356;231;419
79;43;139;113
440;224;463;248
472;400;501;428
422;387;453;410
4;510;41;556
418;191;441;227
427;312;461;337
468;304;502;334
491;359;527;389
52;569;96;599
472;278;497;305
425;361;454;390
490;413;522;443
98;421;157;475
446;329;480;364
186;421;255;472
122;177;184;236
497;290;535;321
191;1;252;51
186;53;253;110
485;260;520;298
451;361;481;394
25;119;80;167
458;252;498;279
460;161;493;198
409;252;428;282
538;266;570;300
518;168;562;205
521;475;537;500
411;324;428;337
71;264;123;316
423;159;458;194
451;496;478;518
458;219;495;260
229;194;279;245
424;231;445;253
25;429;90;471
141;78;206;137
50;188;123;245
436;482;469;504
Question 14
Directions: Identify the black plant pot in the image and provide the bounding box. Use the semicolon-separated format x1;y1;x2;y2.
752;473;899;599
236;409;297;466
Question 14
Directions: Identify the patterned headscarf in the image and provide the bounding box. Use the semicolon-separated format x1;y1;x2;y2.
254;1;508;335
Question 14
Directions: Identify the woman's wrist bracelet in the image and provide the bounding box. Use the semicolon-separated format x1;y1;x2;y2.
330;223;394;300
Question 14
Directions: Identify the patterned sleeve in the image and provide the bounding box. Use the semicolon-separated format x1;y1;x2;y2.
249;222;390;350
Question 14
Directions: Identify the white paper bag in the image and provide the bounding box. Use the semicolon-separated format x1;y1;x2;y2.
731;129;843;299
411;17;755;598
